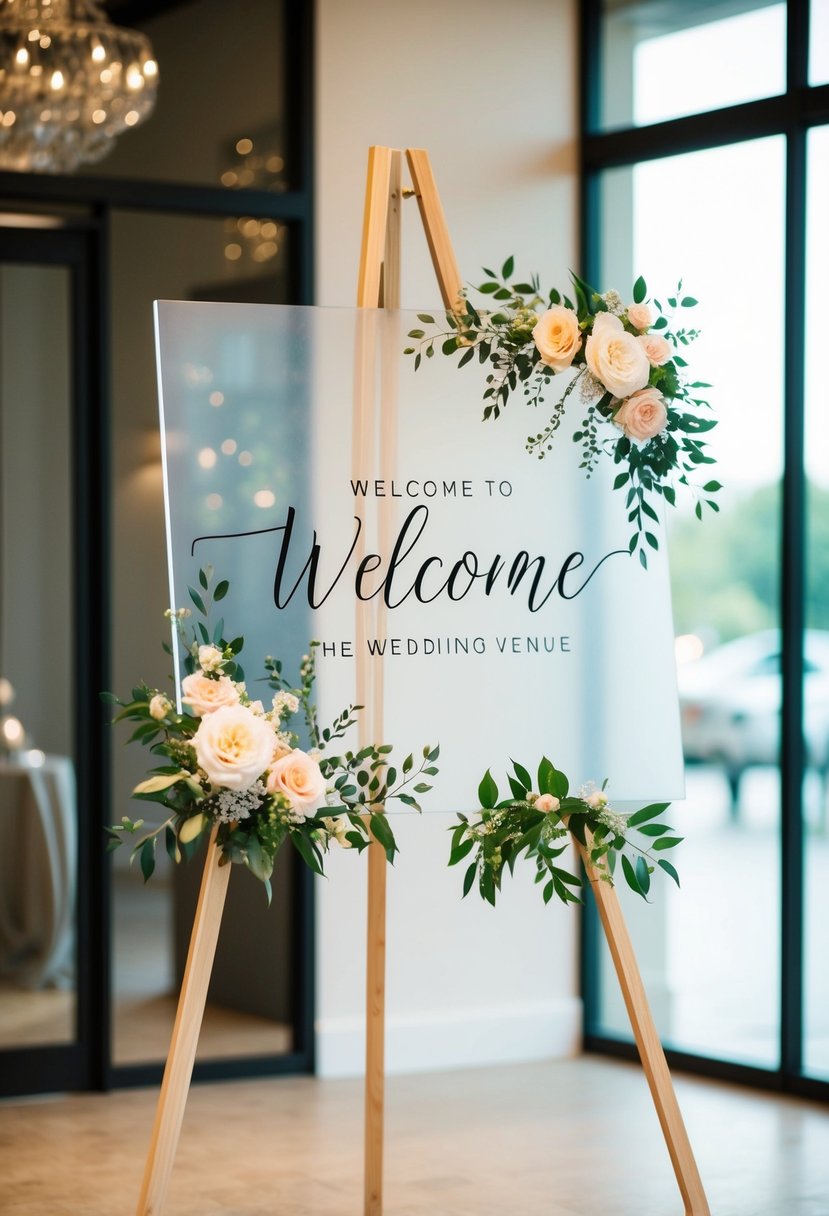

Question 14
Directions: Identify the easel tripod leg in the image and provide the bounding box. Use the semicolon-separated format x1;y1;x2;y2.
135;834;231;1216
582;849;710;1216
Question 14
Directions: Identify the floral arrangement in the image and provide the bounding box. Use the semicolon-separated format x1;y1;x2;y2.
449;757;681;906
104;568;439;900
405;260;719;566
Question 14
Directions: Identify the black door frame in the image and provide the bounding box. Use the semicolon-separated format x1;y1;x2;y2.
579;0;829;1103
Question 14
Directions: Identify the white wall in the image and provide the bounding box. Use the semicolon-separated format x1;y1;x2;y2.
315;0;580;1076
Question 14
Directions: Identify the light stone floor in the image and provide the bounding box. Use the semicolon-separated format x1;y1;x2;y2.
1;1056;827;1215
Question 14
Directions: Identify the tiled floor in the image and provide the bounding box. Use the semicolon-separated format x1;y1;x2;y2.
1;1056;827;1214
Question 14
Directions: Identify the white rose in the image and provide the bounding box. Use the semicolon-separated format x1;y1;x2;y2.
193;703;275;791
585;790;608;810
266;748;327;820
321;814;353;848
638;332;672;367
585;312;650;398
181;672;240;716
532;305;582;371
198;644;224;672
613;386;668;443
626;302;653;330
534;793;560;813
149;694;172;721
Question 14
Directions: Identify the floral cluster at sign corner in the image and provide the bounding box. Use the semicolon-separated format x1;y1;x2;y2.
449;757;682;907
103;568;439;901
405;259;720;567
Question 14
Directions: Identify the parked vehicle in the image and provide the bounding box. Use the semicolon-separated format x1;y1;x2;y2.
677;629;829;819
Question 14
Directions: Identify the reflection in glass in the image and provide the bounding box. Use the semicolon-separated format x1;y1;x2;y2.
594;137;785;1067
598;1;786;131
0;264;76;1048
804;125;829;1082
109;211;294;1066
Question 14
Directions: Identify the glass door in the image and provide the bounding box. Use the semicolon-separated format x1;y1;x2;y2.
0;225;107;1096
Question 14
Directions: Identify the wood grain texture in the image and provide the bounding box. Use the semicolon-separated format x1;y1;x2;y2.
405;148;464;311
576;838;711;1215
135;834;231;1216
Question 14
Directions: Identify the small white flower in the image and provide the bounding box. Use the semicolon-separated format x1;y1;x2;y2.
272;690;300;717
149;693;172;721
321;814;353;848
198;644;224;672
249;699;265;715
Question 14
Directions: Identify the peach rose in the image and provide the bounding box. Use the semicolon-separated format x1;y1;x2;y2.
638;332;672;367
626;302;653;330
181;672;240;716
585;312;650;399
149;693;172;721
534;794;561;813
266;748;327;820
193;703;275;790
613;387;668;442
532;305;582;371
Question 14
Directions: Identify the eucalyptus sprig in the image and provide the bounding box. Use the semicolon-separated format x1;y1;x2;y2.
449;757;681;907
406;260;719;568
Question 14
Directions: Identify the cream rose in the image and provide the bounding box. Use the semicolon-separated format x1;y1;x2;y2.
181;672;240;716
534;793;560;813
532;305;582;371
148;693;172;721
198;644;224;672
266;748;327;819
613;387;668;442
193;703;275;791
638;332;672;367
585;311;650;399
626;302;653;330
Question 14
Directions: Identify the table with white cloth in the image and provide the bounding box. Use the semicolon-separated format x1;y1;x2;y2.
0;755;76;989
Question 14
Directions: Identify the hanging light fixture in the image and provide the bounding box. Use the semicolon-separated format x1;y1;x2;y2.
0;0;159;173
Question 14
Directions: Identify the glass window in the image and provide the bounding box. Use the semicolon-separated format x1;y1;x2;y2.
811;0;829;84
592;136;786;1068
804;123;829;1083
80;0;288;191
598;1;786;131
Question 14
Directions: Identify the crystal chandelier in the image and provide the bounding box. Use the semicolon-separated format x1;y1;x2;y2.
0;0;159;173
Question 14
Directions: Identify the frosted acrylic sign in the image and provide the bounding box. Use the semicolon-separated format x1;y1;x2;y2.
154;302;684;809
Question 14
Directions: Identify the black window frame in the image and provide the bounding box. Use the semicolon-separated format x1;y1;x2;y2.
580;0;829;1103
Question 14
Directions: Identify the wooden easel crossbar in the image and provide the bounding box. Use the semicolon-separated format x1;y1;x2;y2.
133;146;710;1216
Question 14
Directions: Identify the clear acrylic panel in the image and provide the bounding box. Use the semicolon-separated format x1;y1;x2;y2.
593;137;786;1068
598;1;786;131
155;301;686;818
804;124;829;1082
0;263;76;1049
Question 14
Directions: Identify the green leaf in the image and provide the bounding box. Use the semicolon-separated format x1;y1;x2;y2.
627;802;670;827
621;853;645;899
512;759;532;791
478;282;499;294
658;858;681;886
462;862;477;898
198;568;208;590
478;769;498;809
635;855;651;896
652;836;684;851
450;838;475;866
368;812;397;861
214;579;229;601
501;255;514;279
417;313;435;324
633;275;647;304
681;296;698;307
613;472;629;490
165;825;181;864
637;822;672;837
291;830;324;876
140;839;156;883
703;480;722;492
179;812;206;844
188;586;207;615
133;771;187;796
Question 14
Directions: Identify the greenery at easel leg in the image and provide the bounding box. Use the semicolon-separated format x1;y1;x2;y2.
405;258;719;568
102;567;439;902
449;757;681;907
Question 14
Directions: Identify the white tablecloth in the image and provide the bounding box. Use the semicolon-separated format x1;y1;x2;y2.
0;755;76;989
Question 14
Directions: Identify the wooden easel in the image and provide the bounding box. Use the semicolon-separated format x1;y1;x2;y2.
133;147;710;1216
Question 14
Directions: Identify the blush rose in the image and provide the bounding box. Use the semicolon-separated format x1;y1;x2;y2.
638;332;672;367
532;305;582;371
626;302;653;331
614;386;668;442
267;749;327;820
181;672;240;716
193;703;275;791
585;312;650;399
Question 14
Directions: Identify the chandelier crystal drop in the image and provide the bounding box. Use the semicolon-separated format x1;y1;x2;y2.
0;0;159;173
